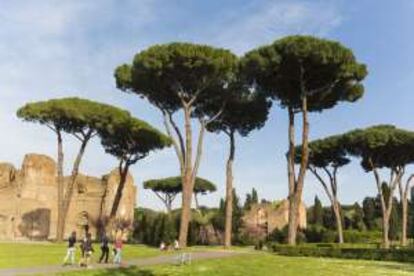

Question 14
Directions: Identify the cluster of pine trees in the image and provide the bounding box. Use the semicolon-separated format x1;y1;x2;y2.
132;188;262;246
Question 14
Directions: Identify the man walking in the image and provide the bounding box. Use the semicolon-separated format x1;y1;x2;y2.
99;233;110;263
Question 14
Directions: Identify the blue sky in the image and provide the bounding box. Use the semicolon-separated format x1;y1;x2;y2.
1;0;414;210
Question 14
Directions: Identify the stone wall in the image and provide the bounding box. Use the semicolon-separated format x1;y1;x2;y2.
0;153;136;240
241;199;307;240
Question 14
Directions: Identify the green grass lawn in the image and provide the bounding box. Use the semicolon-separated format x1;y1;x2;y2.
6;242;414;275
4;242;166;269
58;252;414;276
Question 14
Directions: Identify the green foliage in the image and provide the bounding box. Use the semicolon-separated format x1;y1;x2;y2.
363;197;380;230
322;207;336;230
389;199;401;240
251;188;259;205
343;230;382;243
231;188;243;243
303;225;337;243
143;176;216;194
205;84;271;136
17;97;131;135
241;35;367;112
271;244;414;263
268;226;306;244
350;202;366;231
115;42;238;114
99;115;171;164
295;134;350;168
244;188;259;210
267;226;288;244
342;125;414;171
311;196;324;226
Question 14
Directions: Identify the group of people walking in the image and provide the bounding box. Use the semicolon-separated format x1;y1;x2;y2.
62;231;124;268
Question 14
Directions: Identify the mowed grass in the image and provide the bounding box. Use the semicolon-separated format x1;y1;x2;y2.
60;252;414;276
4;242;165;269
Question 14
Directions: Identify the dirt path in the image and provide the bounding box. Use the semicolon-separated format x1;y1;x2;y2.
0;250;241;276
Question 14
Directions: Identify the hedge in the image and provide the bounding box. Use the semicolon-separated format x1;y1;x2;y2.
271;244;414;263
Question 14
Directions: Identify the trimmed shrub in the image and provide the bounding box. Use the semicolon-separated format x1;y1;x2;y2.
303;225;337;243
271;244;414;263
343;230;382;243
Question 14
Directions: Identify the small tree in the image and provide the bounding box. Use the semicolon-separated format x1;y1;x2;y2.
17;97;131;241
344;125;414;248
251;188;259;205
206;85;270;248
296;134;350;243
143;176;216;212
99;115;171;230
352;202;365;231
242;35;367;244
312;196;324;226
244;188;260;210
362;197;378;230
115;43;238;247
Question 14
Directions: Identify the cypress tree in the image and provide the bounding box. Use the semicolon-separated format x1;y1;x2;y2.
313;196;324;226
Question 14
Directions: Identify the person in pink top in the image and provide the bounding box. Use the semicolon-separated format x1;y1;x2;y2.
113;236;123;264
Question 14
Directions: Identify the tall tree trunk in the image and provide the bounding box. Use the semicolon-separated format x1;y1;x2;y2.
179;107;194;248
59;136;90;239
56;130;65;242
110;162;130;219
400;175;413;247
333;200;344;243
401;198;408;246
371;164;403;249
224;131;235;249
309;167;343;243
288;95;309;245
400;177;409;246
287;107;297;245
382;211;390;249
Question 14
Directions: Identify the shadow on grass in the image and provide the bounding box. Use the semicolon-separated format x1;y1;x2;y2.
373;262;414;273
88;265;167;276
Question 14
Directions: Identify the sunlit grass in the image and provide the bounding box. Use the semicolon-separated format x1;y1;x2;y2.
59;252;414;276
5;242;165;269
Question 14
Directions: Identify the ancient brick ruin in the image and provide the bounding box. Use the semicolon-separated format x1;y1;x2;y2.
241;200;307;240
0;153;136;240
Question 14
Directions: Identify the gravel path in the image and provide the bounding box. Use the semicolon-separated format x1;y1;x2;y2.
0;250;241;276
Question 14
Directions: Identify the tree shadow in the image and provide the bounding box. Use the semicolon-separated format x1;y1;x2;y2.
90;266;165;276
373;262;414;273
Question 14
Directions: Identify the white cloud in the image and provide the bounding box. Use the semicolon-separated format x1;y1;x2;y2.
211;0;342;54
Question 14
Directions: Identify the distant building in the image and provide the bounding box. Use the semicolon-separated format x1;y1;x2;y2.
0;153;136;240
241;200;307;240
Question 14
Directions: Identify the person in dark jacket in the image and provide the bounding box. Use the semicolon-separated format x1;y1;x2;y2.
84;233;94;268
99;233;110;263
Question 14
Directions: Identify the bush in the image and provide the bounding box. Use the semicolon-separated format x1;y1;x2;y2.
303;225;336;243
343;230;382;243
267;226;307;244
268;226;288;243
271;244;414;263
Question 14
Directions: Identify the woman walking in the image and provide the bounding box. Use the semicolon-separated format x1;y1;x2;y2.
113;234;123;265
62;231;77;266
